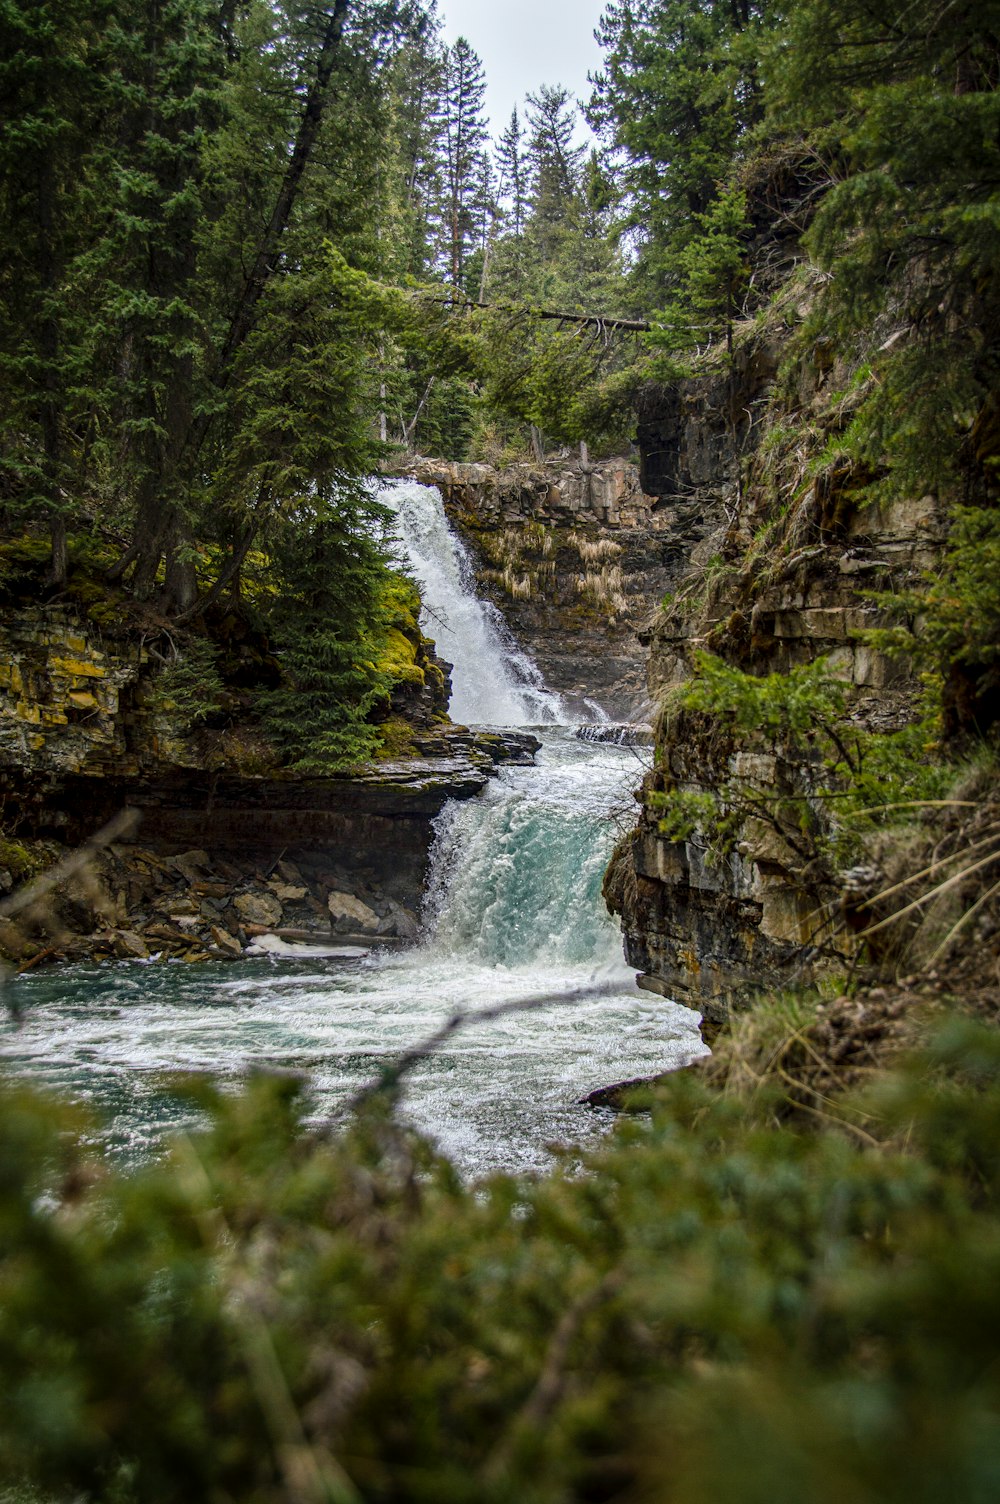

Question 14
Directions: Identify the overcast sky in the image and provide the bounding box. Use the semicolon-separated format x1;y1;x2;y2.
437;0;608;143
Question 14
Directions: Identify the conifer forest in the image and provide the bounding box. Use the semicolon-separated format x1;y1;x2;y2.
1;2;1000;1501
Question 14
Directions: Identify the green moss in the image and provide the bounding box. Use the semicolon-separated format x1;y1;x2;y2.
376;627;425;687
375;715;419;759
0;838;40;879
380;574;422;636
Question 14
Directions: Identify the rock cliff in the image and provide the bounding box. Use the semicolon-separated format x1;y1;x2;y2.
0;598;537;964
400;455;717;720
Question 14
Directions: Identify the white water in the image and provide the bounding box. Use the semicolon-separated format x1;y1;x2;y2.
383;478;566;726
0;487;705;1177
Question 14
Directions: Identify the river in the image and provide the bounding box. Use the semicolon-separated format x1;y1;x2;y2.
0;482;705;1177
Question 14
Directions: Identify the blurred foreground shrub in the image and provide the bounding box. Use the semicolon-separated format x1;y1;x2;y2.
2;1023;1000;1503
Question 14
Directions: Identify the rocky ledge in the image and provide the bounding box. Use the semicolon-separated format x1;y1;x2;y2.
1;729;540;971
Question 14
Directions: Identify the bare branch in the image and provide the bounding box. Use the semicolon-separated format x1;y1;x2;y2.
347;978;648;1110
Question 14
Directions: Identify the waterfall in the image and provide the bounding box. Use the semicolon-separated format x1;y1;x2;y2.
575;723;654;747
381;478;566;727
422;733;631;969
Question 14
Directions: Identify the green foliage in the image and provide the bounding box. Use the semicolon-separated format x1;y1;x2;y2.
867;505;1000;738
152;638;226;732
4;1020;1000;1501
652;653;947;867
589;0;769;299
260;493;398;773
1;0;433;606
768;0;1000;502
647;185;750;374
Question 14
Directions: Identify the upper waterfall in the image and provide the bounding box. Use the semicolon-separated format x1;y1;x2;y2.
381;478;566;727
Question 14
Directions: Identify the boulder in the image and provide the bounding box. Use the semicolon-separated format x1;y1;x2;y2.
112;930;149;960
377;900;420;941
327;891;380;934
234;891;283;928
210;925;243;958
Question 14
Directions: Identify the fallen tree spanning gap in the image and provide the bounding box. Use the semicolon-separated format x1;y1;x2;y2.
413;291;654;334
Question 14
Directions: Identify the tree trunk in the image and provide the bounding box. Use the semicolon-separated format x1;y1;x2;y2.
403;377;435;450
216;0;352;373
162;518;199;615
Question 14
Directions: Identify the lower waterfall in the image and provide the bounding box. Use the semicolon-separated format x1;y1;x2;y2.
0;482;705;1177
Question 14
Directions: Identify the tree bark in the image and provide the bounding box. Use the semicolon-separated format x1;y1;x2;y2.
403;377;435;449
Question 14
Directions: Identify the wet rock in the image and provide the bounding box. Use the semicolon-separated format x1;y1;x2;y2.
145;922;189;946
328;891;380;933
377;900;420;940
155;894;199;917
579;1075;665;1111
234;892;283;928
210;925;243;958
112;930;149;960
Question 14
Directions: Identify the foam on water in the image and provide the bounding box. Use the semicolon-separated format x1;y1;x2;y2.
0;734;703;1175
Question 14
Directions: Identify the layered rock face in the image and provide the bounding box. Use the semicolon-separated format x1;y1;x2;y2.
603;301;947;1022
401;455;718;720
0;601;536;961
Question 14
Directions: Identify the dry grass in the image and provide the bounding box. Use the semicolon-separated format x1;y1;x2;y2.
567;531;623;566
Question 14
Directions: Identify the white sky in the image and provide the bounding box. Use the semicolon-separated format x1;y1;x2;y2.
437;0;608;143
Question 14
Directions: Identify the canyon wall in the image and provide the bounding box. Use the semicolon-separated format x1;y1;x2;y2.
0;602;532;960
402;455;720;721
602;302;947;1021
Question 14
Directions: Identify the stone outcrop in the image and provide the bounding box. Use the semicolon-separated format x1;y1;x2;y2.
398;455;719;720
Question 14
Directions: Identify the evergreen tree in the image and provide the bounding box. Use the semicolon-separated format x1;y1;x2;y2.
261;492;394;771
524;84;585;253
770;0;1000;499
384;3;447;281
589;0;768;298
0;0;108;585
439;36;489;290
495;106;528;239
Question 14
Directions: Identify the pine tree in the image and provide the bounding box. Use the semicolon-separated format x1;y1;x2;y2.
589;0;768;297
260;493;394;772
385;9;447;281
495;106;528;239
0;0;108;585
439;36;489;290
